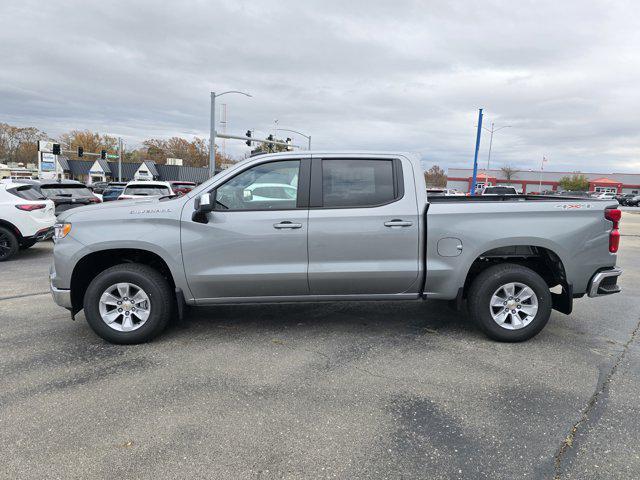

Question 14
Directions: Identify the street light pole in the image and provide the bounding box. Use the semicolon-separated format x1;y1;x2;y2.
209;90;252;177
276;128;312;150
482;122;511;186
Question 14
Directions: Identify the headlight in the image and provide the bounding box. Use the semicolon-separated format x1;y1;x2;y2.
54;222;72;239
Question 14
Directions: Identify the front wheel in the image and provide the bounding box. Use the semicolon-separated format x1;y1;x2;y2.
467;263;552;342
83;263;174;344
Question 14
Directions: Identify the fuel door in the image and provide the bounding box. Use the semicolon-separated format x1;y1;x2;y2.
437;237;463;257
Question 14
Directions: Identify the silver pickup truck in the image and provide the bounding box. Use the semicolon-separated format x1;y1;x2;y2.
50;152;622;344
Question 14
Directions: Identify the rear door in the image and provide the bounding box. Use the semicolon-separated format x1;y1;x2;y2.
181;157;311;300
307;155;420;295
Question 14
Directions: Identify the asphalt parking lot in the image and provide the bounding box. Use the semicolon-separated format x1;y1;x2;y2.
1;213;639;480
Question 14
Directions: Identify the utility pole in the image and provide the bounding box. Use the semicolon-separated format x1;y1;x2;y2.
118;137;123;182
209;92;216;178
209;90;252;177
470;108;483;195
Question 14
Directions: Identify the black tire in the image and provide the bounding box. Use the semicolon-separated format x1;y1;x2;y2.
19;239;38;250
83;263;174;344
0;226;19;262
467;263;552;342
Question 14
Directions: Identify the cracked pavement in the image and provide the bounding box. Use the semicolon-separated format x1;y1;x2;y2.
1;213;639;479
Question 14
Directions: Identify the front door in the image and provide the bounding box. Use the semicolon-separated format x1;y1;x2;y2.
181;158;311;300
307;156;421;295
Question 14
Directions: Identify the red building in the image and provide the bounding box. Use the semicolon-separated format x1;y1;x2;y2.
446;169;639;194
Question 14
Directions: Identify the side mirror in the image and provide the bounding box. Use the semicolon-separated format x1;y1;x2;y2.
243;189;253;201
192;192;214;223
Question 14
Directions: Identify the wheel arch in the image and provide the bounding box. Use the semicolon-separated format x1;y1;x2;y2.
462;244;572;314
70;248;177;314
0;219;22;240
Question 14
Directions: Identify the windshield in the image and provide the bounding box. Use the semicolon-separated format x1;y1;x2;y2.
7;185;46;200
123;186;170;196
41;185;93;197
103;187;124;195
171;182;195;188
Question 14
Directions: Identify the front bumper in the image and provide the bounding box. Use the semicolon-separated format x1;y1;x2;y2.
50;274;72;309
587;267;623;297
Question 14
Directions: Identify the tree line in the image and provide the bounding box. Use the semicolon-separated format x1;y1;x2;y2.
0;122;233;168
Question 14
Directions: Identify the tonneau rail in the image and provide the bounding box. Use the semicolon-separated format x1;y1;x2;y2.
427;195;614;203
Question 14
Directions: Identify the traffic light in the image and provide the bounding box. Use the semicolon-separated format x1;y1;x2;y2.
52;143;61;155
286;137;293;151
245;130;252;147
100;149;107;159
77;146;84;157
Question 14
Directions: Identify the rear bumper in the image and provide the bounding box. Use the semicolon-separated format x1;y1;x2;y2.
24;226;54;242
587;267;623;297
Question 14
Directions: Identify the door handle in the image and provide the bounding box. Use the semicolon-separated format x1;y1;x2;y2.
273;221;303;229
384;219;413;227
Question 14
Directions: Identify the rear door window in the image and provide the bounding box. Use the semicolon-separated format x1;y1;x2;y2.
321;159;397;207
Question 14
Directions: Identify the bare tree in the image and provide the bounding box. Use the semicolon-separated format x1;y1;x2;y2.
501;164;517;181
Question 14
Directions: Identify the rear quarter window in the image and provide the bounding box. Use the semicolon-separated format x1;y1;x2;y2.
7;185;46;200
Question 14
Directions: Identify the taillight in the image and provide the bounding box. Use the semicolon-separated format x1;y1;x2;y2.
15;204;46;211
605;208;621;253
89;197;101;203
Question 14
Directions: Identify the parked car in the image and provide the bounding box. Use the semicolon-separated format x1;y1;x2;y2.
593;192;617;200
89;181;110;194
39;180;102;215
51;152;623;345
0;182;55;261
627;195;640;207
615;193;636;206
427;188;463;196
169;181;197;196
102;185;126;202
481;186;519;195
118;181;174;200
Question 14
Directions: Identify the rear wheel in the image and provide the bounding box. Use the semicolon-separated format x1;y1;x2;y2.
0;227;19;261
83;263;174;344
468;263;552;342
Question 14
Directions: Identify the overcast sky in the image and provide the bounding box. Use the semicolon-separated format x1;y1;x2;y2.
1;0;639;172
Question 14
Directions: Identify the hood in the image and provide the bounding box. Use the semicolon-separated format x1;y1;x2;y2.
57;196;180;222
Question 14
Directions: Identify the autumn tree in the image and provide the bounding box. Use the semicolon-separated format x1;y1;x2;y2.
558;174;589;191
58;130;118;160
424;165;447;187
140;136;235;168
0;123;49;164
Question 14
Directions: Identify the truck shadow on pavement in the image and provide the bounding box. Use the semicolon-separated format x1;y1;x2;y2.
170;299;481;341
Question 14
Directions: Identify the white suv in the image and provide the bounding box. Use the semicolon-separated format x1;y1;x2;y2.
0;182;56;261
118;181;174;200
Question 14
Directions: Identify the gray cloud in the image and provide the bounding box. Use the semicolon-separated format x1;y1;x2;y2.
1;0;639;172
